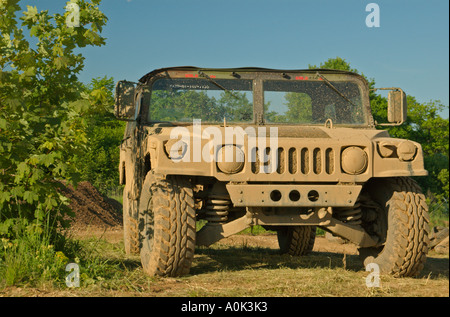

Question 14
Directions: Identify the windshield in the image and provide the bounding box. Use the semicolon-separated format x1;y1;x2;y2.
264;79;366;125
148;78;253;123
146;72;368;126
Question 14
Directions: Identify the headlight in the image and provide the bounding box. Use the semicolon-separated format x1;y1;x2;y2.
165;139;188;161
377;140;417;161
341;146;368;175
217;145;245;174
397;140;417;161
377;141;397;158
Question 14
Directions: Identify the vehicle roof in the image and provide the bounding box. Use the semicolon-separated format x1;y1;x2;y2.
138;66;363;84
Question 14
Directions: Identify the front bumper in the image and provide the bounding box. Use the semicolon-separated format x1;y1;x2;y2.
226;183;362;207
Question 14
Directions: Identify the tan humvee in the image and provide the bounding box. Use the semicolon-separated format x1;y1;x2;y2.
115;67;429;278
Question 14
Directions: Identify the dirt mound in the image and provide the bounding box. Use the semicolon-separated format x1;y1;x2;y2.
60;181;123;231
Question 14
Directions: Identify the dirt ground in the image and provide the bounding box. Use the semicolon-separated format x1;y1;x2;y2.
71;228;358;256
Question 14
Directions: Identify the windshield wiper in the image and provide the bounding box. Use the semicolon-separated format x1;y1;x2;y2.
316;72;359;109
198;71;240;99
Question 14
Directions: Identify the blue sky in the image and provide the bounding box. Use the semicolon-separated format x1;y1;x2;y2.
21;0;449;117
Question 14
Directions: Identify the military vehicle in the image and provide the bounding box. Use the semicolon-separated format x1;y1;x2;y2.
114;67;429;278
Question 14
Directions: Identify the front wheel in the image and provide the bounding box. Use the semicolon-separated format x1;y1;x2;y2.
139;173;196;277
359;177;430;277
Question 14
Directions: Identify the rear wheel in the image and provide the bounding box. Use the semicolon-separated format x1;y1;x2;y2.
123;188;139;255
139;173;196;277
359;177;430;277
277;226;316;256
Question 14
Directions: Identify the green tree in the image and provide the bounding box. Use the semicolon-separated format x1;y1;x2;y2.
280;57;372;125
309;56;359;73
309;56;377;97
391;98;449;201
181;90;220;122
283;93;312;123
74;76;126;194
217;91;253;122
150;90;222;122
0;0;107;242
149;90;184;121
149;89;253;123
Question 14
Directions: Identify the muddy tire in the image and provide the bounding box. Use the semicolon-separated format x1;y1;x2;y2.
139;172;196;277
123;188;140;255
359;177;430;277
277;226;316;256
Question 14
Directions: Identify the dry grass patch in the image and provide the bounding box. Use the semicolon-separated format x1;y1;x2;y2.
1;233;448;297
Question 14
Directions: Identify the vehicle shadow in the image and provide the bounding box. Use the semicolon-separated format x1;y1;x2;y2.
103;240;449;280
419;254;449;279
192;245;450;279
192;245;363;274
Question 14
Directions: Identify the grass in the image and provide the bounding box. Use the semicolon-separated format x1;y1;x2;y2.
1;230;448;297
428;198;449;228
106;187;124;205
0;229;71;288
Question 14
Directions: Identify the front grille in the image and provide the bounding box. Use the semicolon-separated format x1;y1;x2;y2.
251;146;335;175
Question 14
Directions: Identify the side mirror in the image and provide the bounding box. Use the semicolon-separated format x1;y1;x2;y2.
114;80;136;120
373;87;407;126
387;89;407;124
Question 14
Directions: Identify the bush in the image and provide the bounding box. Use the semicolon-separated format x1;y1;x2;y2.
0;218;73;287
